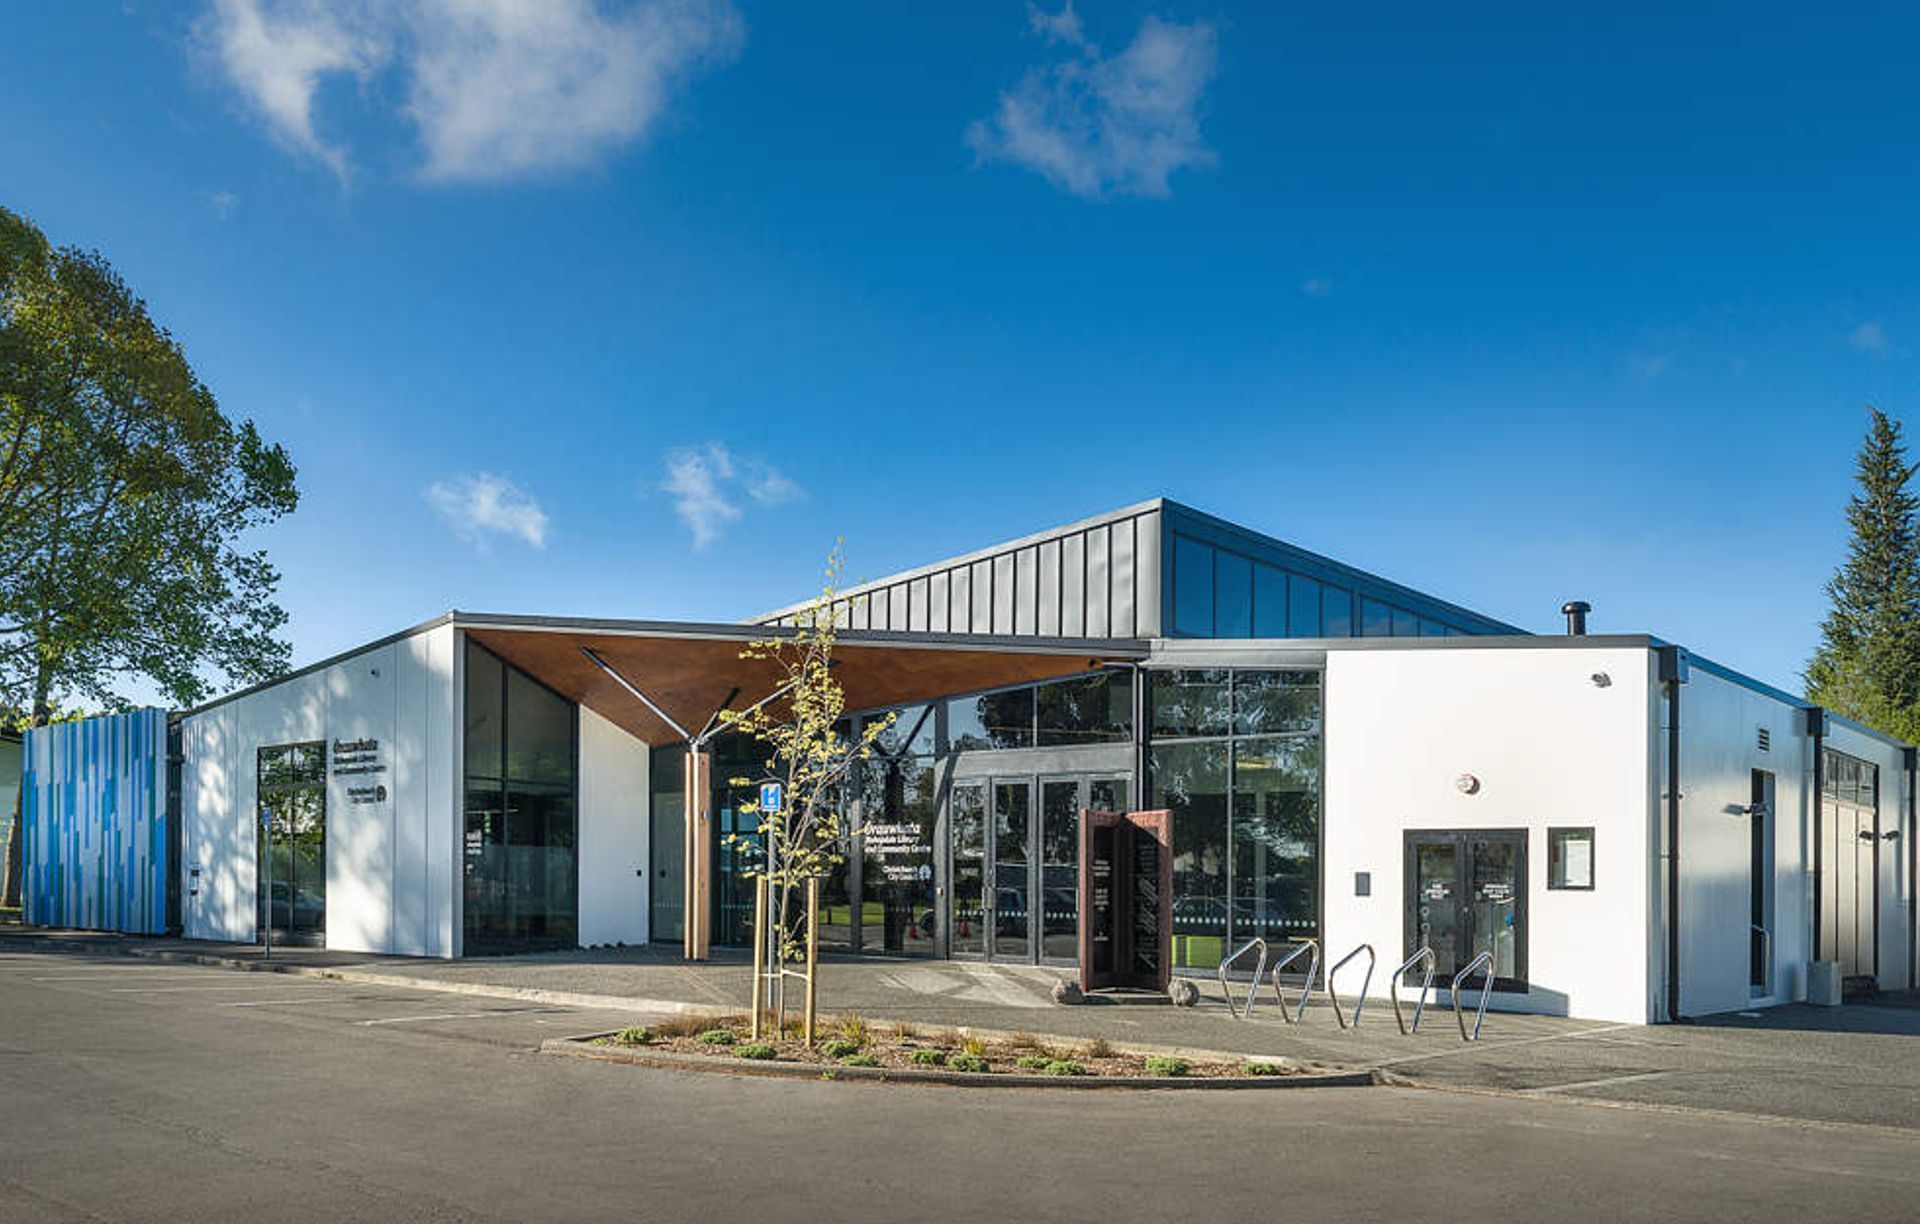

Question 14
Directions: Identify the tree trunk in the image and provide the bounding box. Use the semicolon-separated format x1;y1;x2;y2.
5;669;54;911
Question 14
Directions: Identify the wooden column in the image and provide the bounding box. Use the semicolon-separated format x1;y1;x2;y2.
682;746;712;960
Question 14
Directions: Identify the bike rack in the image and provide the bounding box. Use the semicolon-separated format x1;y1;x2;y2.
1217;937;1270;1020
1452;950;1496;1041
1327;943;1376;1029
1390;946;1436;1035
1267;939;1320;1024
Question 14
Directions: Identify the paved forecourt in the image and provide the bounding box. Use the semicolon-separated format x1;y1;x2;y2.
5;947;1920;1224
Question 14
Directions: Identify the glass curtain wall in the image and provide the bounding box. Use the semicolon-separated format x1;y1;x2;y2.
1170;531;1467;639
1148;669;1322;970
859;705;938;956
463;640;579;952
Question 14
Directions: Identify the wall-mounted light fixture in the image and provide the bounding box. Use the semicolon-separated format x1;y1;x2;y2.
1454;773;1480;795
1590;672;1612;688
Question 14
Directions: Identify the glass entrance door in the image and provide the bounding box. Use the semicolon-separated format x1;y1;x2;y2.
258;742;327;946
1405;829;1527;989
957;774;1129;965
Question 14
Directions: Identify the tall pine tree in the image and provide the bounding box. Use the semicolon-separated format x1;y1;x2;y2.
1806;407;1920;742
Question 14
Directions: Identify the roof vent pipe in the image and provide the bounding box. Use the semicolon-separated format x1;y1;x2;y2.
1561;601;1591;636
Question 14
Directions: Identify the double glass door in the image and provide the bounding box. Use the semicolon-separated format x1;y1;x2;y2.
1405;830;1526;989
952;775;1128;964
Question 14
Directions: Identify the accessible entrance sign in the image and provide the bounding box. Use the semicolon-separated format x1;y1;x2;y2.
1077;809;1173;994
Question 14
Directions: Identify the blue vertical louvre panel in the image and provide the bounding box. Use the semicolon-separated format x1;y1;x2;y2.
22;709;168;934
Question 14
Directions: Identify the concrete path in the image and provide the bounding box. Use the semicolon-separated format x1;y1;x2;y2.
7;928;1920;1130
6;946;1920;1224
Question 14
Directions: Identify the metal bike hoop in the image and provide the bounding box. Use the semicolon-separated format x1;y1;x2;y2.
1327;943;1376;1030
1390;946;1436;1035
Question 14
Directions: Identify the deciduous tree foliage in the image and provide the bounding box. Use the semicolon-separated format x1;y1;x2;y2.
0;206;298;905
1806;407;1920;743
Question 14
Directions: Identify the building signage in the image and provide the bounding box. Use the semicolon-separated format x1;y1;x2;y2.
331;738;388;804
863;822;929;882
759;780;783;814
1078;808;1173;994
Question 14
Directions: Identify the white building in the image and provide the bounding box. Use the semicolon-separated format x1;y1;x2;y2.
42;499;1917;1024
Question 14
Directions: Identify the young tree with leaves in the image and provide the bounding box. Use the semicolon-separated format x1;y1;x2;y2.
0;205;299;906
721;550;891;1040
1806;407;1920;743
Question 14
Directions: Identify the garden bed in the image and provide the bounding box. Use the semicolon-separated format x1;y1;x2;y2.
563;1013;1365;1087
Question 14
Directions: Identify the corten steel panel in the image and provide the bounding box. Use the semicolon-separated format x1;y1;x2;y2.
463;627;1142;748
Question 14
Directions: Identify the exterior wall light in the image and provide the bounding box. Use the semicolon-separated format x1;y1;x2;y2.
1591;673;1611;688
1454;773;1480;795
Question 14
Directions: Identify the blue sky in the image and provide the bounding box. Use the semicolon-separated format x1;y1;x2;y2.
2;2;1916;696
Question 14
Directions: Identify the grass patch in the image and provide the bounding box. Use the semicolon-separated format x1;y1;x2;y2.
839;1053;880;1068
818;1038;859;1059
1014;1054;1052;1071
735;1043;776;1061
612;1026;654;1046
652;1014;726;1039
1143;1056;1189;1077
695;1029;735;1046
1243;1061;1284;1076
835;1013;874;1047
1005;1031;1042;1050
907;1049;946;1067
1042;1060;1089;1077
931;1026;964;1049
948;1053;991;1074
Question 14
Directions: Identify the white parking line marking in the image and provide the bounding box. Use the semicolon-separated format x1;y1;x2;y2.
32;972;241;982
1531;1070;1677;1095
219;995;364;1007
356;1009;551;1026
109;983;336;994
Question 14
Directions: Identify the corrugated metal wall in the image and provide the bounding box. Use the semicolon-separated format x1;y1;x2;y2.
763;504;1161;639
22;709;169;934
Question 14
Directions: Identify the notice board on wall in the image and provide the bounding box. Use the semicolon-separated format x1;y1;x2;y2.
1077;808;1172;994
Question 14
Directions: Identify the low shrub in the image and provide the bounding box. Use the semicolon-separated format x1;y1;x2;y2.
1082;1036;1116;1060
1014;1054;1052;1070
1042;1060;1089;1077
839;1053;880;1067
1143;1056;1189;1077
736;1043;776;1060
948;1053;991;1074
696;1029;736;1046
907;1049;946;1067
613;1026;653;1046
818;1038;859;1059
960;1034;988;1058
835;1013;873;1047
1243;1061;1284;1076
1005;1031;1042;1050
654;1014;728;1039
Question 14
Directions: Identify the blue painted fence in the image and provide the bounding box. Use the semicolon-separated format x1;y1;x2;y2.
23;710;169;934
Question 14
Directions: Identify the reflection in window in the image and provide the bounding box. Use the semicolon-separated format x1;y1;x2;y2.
1036;672;1132;746
861;747;937;956
1150;670;1232;739
1253;565;1287;637
1232;671;1321;736
1361;598;1392;637
1172;535;1215;636
463;640;578;952
1215;551;1252;638
1391;607;1419;637
1324;587;1353;636
1151;739;1229;971
1232;737;1319;944
948;687;1035;750
1287;574;1322;637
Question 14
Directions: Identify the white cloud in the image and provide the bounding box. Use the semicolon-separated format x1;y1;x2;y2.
206;189;240;219
661;442;803;549
966;7;1219;200
1629;353;1672;381
1851;321;1889;355
198;0;741;183
1299;276;1331;298
425;471;550;549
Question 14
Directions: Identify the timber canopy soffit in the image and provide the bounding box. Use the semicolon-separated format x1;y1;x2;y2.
457;616;1149;747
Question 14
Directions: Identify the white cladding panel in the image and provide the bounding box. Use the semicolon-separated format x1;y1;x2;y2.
1324;645;1656;1023
1672;669;1812;1015
577;706;651;947
1826;720;1913;991
177;624;458;956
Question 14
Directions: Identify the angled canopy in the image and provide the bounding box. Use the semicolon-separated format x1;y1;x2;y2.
457;614;1147;746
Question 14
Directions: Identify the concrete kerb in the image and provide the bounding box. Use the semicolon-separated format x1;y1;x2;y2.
0;933;1375;1080
543;1035;1382;1090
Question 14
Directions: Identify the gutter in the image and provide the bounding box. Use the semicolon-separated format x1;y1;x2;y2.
1659;647;1688;1022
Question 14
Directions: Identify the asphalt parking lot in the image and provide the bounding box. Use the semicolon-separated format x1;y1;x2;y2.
5;947;1920;1223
